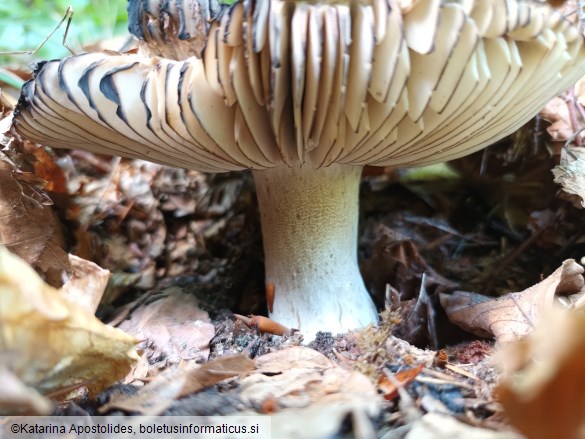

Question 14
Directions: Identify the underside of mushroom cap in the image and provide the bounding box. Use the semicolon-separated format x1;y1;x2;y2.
13;0;585;172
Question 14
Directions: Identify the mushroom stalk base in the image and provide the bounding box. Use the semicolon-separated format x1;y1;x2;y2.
253;163;378;341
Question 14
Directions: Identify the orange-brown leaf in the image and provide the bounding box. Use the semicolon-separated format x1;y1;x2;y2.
377;364;424;400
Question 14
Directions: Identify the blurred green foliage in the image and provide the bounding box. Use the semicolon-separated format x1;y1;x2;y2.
0;0;129;64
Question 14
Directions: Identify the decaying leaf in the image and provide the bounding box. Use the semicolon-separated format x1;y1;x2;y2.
0;156;69;286
239;347;381;439
495;307;585;439
0;246;138;394
0;366;52;415
116;287;216;371
540;97;576;142
552;146;585;209
20;142;68;195
68;160;166;279
440;260;585;342
404;412;523;439
100;355;255;415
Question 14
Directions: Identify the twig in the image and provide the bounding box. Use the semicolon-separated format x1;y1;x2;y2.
0;6;76;56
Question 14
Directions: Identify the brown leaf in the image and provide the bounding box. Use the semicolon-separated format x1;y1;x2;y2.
0;247;138;395
180;355;255;395
377;364;424;401
100;355;255;415
240;347;381;439
495;307;585;439
68;159;166;275
440;260;584;342
0;367;52;415
0;157;69;286
116;287;216;372
26;145;67;194
540;97;576;142
404;413;523;439
552;146;585;209
253;345;333;373
361;225;428;303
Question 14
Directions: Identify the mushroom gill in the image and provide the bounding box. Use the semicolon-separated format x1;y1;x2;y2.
12;0;585;340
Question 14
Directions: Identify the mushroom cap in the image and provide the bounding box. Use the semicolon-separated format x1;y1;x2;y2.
13;0;585;171
127;0;226;59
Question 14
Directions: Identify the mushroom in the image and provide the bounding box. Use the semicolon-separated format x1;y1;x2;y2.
12;0;585;341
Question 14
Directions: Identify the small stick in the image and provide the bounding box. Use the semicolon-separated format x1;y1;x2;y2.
0;6;76;56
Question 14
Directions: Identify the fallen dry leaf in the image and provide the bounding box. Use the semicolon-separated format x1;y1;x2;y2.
24;143;68;195
239;347;381;439
495;307;585;439
540;97;576;142
377;364;424;401
0;105;13;135
0;156;69;286
0;366;52;415
116;287;216;372
404;412;523;439
440;260;584;342
59;254;110;313
253;345;331;372
0;246;138;395
69;160;166;277
552;146;585;209
100;355;255;415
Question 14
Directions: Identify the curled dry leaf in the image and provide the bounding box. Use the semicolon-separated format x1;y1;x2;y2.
100;355;255;415
0;90;13;114
0;246;138;395
239;347;381;439
116;287;216;373
377;364;424;401
0;156;69;287
552;146;585;209
20;142;68;195
495;307;585;439
59;254;110;314
440;260;585;342
539;97;575;142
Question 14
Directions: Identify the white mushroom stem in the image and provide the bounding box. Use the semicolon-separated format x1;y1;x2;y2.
253;163;378;341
